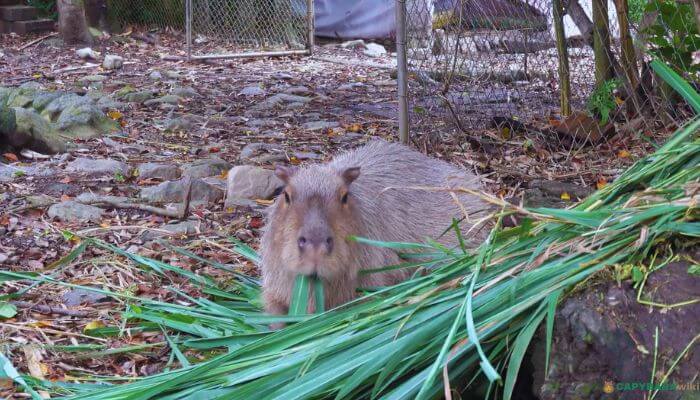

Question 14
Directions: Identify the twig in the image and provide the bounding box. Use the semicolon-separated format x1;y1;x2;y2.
11;301;90;317
78;196;181;218
16;32;59;51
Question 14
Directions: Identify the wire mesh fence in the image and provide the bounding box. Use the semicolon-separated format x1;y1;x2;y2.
106;0;313;59
107;0;185;31
399;0;700;147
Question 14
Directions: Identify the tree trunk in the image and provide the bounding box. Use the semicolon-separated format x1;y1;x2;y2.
592;0;614;86
57;0;93;45
553;0;571;116
565;0;593;44
614;0;641;114
85;0;108;32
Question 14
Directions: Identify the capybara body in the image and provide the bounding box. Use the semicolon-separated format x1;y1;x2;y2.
260;140;491;316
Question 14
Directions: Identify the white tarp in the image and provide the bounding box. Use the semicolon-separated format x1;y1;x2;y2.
314;0;396;39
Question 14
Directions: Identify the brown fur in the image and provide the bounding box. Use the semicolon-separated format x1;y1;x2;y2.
260;140;492;316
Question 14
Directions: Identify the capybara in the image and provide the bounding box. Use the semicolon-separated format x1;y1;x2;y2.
260;140;491;317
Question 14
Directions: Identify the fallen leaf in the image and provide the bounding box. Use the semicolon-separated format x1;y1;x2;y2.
107;110;122;120
596;177;608;190
346;123;362;132
60;194;72;202
249;216;264;229
60;176;72;184
3;153;18;162
614;96;625;105
84;320;105;332
22;345;45;380
289;156;300;165
618;149;631;158
560;192;571;201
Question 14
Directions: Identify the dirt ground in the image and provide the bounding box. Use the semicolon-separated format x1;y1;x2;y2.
0;29;680;398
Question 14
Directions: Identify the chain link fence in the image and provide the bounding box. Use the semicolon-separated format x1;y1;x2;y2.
107;0;313;60
398;0;700;147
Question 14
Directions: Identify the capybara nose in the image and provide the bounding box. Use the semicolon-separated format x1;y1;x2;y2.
298;232;333;253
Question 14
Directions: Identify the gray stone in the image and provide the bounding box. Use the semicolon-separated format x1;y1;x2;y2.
182;156;231;179
6;83;42;108
340;39;365;49
123;90;156;103
225;165;283;208
62;288;109;306
363;43;387;57
171;87;199;98
137;162;181;181
66;157;130;176
41;93;92;120
164;70;181;79
239;142;284;164
164;115;198;131
283;86;311;95
103;54;124;70
31;92;64;112
338;82;364;91
302;120;339;131
148;71;163;80
96;97;125;111
75;192;129;204
142;220;201;241
271;72;293;80
294;151;322;160
76;47;99;59
48;201;104;222
239;85;266;96
251;93;312;111
140;178;224;204
143;95;182;106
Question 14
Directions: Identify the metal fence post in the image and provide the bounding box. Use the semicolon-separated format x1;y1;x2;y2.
185;0;192;60
306;0;314;55
396;0;410;145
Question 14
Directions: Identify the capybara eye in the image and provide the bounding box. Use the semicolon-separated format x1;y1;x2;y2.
284;192;290;204
341;192;348;204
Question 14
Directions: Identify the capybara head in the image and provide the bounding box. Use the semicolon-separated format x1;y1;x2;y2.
270;164;361;279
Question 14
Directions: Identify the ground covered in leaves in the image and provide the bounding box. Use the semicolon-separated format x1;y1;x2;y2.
0;29;681;398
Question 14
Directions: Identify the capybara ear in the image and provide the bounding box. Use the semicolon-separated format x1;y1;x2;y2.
275;165;297;184
341;167;361;185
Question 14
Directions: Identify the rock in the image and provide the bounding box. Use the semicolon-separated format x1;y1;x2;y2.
338;82;363;91
171;87;199;98
76;47;99;59
48;201;104;222
0;253;7;264
239;142;284;164
96;97;125;111
302;120;339;131
148;71;163;80
271;72;293;80
137;162;181;181
75;192;129;204
143;95;182;106
283;86;311;95
239;85;266;96
142;220;201;241
6;82;42;108
164;114;198;131
164;70;181;79
103;54;124;70
341;39;366;49
251;93;312;112
62;288;109;306
66;157;130;176
294;151;322;161
123;90;155;103
31;92;64;112
182;156;231;179
225;165;283;208
78;75;107;87
1;107;61;152
140;178;224;204
363;43;387;57
0;163;25;182
41;93;92;120
56;103;118;138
